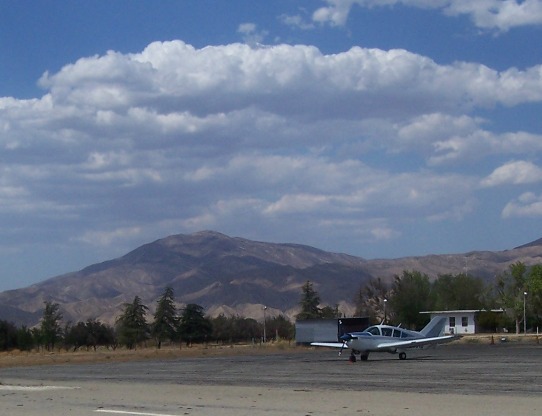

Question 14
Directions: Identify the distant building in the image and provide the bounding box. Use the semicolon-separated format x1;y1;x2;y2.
421;310;504;335
295;317;369;344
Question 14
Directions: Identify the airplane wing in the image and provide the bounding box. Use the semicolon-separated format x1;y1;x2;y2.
311;342;345;348
376;335;456;350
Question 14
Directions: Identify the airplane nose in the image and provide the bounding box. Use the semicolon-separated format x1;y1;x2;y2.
340;333;353;342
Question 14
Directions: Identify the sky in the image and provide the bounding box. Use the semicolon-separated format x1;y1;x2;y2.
1;0;542;291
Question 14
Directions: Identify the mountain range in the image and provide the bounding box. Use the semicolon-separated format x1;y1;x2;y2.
1;230;541;327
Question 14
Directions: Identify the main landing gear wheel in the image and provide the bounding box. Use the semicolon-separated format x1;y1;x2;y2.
399;352;407;360
349;354;357;363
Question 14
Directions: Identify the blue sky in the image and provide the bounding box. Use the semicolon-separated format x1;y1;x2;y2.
1;0;542;291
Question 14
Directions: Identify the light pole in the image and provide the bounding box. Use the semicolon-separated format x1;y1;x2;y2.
383;299;387;324
263;306;267;343
523;292;527;335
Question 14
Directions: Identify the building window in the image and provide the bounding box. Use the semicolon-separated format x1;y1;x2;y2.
449;317;455;327
462;317;468;327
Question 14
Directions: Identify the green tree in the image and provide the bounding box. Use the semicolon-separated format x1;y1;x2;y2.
210;315;263;344
265;315;295;340
88;319;116;349
527;264;542;328
151;287;179;348
389;270;433;329
320;305;340;319
178;304;212;345
210;314;230;343
354;277;390;323
496;261;528;334
65;319;116;351
0;320;17;351
16;325;35;351
31;327;42;350
40;301;63;351
296;280;321;320
525;264;542;327
116;296;149;349
432;273;486;311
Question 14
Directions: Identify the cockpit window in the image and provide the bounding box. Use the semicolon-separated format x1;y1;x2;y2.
381;327;392;337
366;326;381;336
392;329;402;338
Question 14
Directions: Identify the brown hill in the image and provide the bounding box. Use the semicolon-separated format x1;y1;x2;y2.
0;230;541;327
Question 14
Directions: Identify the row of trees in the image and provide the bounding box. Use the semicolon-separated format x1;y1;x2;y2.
0;287;295;352
352;261;542;332
295;261;542;334
3;260;540;352
296;280;341;320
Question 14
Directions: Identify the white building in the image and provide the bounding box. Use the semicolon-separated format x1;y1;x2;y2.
421;310;504;335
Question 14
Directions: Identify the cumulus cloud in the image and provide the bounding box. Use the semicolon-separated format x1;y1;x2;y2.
312;0;542;32
481;161;542;187
237;23;269;46
0;40;540;255
34;41;542;125
444;0;542;32
503;192;542;217
430;130;542;165
353;113;542;166
313;0;356;26
279;13;315;30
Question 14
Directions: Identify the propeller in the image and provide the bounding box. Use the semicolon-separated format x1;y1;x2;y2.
340;333;354;341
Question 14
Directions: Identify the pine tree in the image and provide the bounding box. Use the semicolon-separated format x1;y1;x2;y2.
116;296;149;349
296;280;322;320
152;287;179;348
40;301;63;351
178;304;212;345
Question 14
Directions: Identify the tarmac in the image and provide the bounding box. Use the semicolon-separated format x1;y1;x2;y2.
1;343;542;415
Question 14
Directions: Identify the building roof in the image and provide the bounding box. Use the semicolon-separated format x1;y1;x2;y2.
420;309;504;314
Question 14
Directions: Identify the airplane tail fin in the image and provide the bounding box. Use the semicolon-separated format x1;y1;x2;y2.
420;316;446;337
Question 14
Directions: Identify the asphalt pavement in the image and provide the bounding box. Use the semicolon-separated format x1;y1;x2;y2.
1;343;542;415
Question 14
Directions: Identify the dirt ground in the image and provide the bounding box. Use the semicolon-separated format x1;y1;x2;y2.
0;341;300;368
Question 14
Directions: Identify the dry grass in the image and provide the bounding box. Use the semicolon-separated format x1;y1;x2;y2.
2;336;540;368
0;340;302;369
455;333;542;344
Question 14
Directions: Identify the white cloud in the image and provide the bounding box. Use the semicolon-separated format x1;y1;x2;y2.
30;41;542;133
312;0;542;32
502;192;542;217
370;226;401;241
279;14;315;30
354;113;542;166
0;40;540;254
313;0;356;26
76;226;143;246
237;23;268;46
444;0;542;32
481;160;542;187
393;113;483;155
430;130;542;165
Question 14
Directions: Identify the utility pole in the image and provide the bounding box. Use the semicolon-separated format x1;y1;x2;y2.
263;306;267;343
523;292;528;335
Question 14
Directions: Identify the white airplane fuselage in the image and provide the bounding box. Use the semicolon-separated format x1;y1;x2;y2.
344;325;426;356
312;317;456;361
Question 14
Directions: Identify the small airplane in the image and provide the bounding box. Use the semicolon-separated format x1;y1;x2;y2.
311;316;456;362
